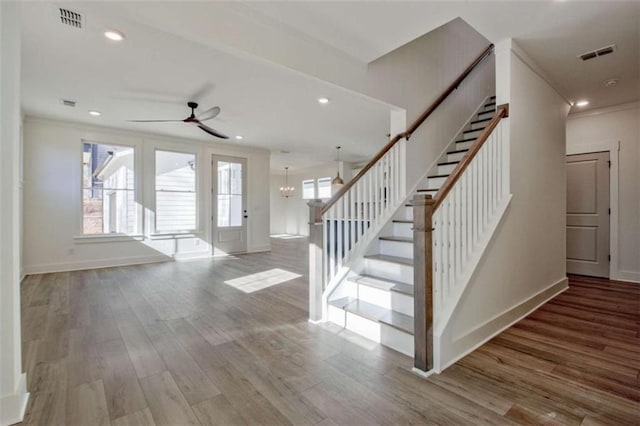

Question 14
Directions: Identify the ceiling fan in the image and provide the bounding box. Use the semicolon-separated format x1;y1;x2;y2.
128;101;229;139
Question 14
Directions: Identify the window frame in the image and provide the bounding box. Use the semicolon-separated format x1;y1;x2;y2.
317;177;332;199
302;179;316;200
78;139;141;239
152;148;200;236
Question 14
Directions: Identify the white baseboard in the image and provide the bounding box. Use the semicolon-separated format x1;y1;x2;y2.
617;270;640;284
436;277;568;372
0;373;29;426
248;245;271;253
411;367;435;379
23;254;171;275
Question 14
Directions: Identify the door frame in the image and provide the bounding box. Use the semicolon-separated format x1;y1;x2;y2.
566;139;619;280
211;154;248;255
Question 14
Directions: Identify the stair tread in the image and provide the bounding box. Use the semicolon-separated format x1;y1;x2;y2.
352;274;408;292
478;109;496;116
359;274;412;288
464;127;485;134
438;160;460;166
471;117;492;125
429;174;449;179
380;310;414;334
416;189;438;193
485;102;496;107
329;297;414;334
392;219;412;224
448;148;470;155
391;282;414;296
379;236;413;243
365;254;413;266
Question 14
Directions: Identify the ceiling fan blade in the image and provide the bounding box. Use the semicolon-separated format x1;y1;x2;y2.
197;106;220;121
198;123;229;139
128;119;184;123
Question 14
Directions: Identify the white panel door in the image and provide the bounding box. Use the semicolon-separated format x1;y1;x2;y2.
213;155;247;254
566;152;610;278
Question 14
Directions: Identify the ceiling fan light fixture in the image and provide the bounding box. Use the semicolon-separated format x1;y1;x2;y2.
104;29;125;41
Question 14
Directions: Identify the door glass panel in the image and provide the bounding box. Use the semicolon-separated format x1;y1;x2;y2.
217;160;243;227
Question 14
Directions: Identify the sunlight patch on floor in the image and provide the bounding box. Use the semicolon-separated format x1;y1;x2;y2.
224;268;302;293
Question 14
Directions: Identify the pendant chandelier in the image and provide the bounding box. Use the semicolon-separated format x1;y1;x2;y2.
332;146;344;187
280;166;295;198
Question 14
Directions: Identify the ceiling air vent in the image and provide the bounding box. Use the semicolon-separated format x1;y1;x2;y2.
578;44;616;61
61;99;77;107
58;7;83;29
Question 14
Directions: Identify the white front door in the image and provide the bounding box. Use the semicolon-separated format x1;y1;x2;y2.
212;155;247;255
566;152;610;278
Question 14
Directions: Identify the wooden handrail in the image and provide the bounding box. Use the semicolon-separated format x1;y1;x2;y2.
321;43;495;215
433;103;509;212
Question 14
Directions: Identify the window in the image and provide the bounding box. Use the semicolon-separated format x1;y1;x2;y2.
155;150;197;232
217;160;243;227
317;177;332;199
302;179;315;199
82;142;135;234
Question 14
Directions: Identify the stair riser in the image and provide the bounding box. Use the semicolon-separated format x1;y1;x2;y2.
326;305;414;357
447;151;467;162
437;163;457;175
381;324;414;357
455;140;474;151
478;110;495;119
355;284;414;316
463;128;484;139
470;121;489;131
426;176;447;190
401;206;413;221
379;239;413;259
364;258;413;284
482;104;496;113
393;222;413;239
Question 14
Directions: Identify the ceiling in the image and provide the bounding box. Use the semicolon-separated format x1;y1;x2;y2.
20;2;639;172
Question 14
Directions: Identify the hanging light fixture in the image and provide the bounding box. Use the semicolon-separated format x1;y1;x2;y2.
280;166;295;198
332;146;344;189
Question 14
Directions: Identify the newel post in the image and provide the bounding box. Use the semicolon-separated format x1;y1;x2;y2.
308;199;325;322
413;194;435;373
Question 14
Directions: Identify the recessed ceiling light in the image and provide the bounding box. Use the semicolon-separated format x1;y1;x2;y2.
235;135;243;140
104;30;125;41
317;97;330;104
575;100;589;107
604;78;619;88
88;110;101;116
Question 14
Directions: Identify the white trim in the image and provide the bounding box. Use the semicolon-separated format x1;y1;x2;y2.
436;277;568;373
568;101;640;120
566;139;620;280
411;367;435;379
24;254;170;275
0;373;29;426
247;245;271;253
618;270;640;284
73;234;145;243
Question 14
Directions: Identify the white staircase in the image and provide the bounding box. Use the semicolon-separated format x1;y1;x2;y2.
327;96;497;356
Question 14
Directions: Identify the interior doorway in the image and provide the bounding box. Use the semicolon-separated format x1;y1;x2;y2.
566;151;610;278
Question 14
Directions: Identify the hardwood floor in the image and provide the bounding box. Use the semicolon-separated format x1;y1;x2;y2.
19;237;639;425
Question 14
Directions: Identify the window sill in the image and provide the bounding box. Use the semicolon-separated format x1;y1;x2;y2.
149;231;202;240
73;234;145;244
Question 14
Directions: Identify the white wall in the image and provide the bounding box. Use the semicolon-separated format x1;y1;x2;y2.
438;41;570;369
366;17;495;190
567;104;640;282
22;117;271;274
0;3;29;424
270;162;353;236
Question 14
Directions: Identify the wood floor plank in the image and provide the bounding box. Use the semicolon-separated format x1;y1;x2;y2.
111;408;157;426
66;379;110;426
20;238;640;426
139;371;201;426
